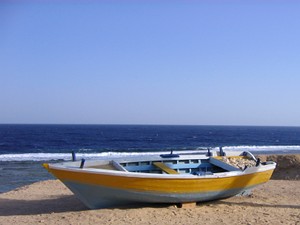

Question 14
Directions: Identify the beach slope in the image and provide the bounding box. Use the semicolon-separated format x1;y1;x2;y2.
0;154;299;225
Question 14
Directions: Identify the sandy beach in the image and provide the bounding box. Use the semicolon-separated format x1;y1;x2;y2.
1;155;299;225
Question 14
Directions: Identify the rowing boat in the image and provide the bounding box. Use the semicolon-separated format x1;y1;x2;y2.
43;149;276;209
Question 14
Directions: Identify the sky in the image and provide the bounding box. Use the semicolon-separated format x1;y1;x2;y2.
1;1;300;126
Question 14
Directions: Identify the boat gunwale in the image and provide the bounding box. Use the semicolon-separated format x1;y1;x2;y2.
47;162;276;180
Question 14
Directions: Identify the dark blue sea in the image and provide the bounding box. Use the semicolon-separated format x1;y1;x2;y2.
1;124;300;193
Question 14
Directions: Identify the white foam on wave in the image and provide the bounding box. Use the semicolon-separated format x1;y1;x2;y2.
0;152;165;162
1;145;300;162
221;145;300;152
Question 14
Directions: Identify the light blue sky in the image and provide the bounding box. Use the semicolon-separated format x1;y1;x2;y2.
1;1;300;126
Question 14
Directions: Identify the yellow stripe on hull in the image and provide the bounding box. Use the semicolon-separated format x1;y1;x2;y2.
48;167;274;194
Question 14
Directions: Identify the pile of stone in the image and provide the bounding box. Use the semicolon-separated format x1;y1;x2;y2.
221;157;257;170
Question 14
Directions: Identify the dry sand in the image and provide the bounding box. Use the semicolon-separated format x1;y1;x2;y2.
0;155;300;225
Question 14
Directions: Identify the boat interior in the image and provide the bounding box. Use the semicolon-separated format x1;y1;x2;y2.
117;158;237;175
83;150;264;176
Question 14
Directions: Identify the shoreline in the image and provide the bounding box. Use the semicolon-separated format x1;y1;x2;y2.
1;152;300;193
0;154;299;224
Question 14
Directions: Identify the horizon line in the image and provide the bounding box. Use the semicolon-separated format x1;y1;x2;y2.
0;123;299;128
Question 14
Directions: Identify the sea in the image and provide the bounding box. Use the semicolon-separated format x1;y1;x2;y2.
1;124;300;193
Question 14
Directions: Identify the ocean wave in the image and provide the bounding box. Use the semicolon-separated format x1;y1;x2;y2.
1;145;300;162
0;152;162;162
221;145;300;152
